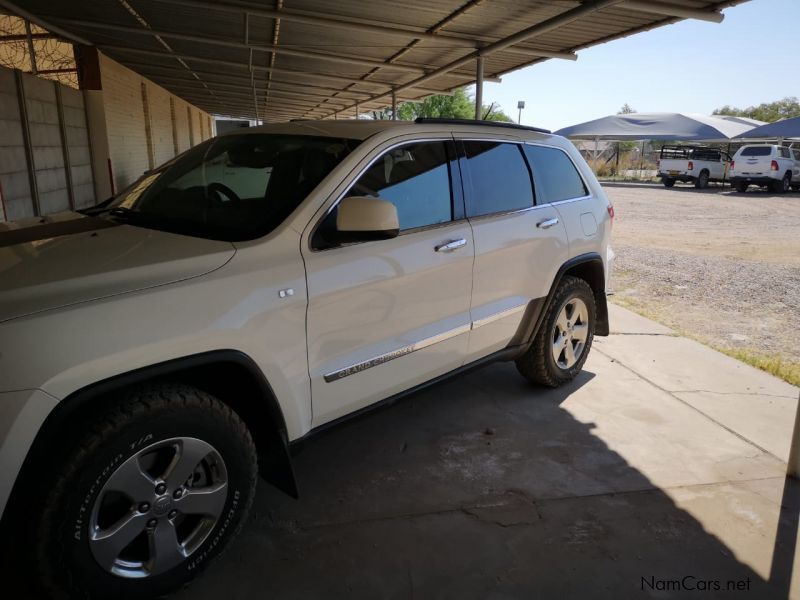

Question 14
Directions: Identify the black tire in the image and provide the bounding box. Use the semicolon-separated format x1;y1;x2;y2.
734;182;748;193
34;384;258;600
662;178;676;188
772;173;791;194
516;276;596;387
694;170;710;189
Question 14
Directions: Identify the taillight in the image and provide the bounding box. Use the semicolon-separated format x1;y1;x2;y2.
730;160;735;170
688;161;694;170
771;160;779;171
607;204;615;227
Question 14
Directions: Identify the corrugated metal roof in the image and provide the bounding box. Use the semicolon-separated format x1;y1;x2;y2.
3;0;749;121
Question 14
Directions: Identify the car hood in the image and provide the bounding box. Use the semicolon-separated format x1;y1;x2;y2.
0;211;236;323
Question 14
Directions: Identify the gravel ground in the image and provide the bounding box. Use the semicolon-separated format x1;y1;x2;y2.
605;183;800;364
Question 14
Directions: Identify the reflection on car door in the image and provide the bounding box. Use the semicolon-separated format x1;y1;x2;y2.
456;137;569;362
302;138;474;426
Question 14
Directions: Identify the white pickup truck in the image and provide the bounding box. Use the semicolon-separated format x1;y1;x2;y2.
729;144;800;193
657;145;730;189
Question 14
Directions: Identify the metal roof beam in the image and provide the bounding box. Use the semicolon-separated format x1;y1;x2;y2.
622;1;725;23
328;0;625;118
165;81;355;106
166;84;351;108
124;61;441;101
157;0;577;60
58;18;429;74
179;95;328;116
0;0;93;45
100;45;459;96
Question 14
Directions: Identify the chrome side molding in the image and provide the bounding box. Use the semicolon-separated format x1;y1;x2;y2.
324;302;528;382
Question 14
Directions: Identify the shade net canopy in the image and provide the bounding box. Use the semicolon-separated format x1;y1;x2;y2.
1;0;748;122
555;112;760;141
739;117;800;139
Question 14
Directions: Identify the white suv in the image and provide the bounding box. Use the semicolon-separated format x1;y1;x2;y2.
0;118;613;599
729;144;800;193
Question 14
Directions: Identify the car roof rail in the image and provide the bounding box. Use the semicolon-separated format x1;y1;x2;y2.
414;117;551;135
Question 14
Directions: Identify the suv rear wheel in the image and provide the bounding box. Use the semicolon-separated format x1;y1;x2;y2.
734;182;748;193
35;384;257;600
516;276;596;387
694;170;710;189
662;177;675;188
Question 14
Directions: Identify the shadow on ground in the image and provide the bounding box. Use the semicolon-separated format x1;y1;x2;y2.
2;362;796;598
177;362;795;599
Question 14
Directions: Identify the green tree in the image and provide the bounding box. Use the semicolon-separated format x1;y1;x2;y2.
618;103;636;114
395;87;514;122
397;87;474;120
713;97;800;122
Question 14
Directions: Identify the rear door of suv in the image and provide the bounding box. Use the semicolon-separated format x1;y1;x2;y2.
303;137;474;426
524;143;601;261
454;135;568;362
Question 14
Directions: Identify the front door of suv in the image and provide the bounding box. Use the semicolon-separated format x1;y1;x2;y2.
302;138;473;426
455;137;569;362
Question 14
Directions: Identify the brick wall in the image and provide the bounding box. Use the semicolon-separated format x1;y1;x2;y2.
99;53;212;192
61;85;94;209
0;67;31;221
24;75;69;215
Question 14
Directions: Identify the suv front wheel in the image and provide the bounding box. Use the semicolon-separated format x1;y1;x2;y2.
35;384;257;600
516;276;596;387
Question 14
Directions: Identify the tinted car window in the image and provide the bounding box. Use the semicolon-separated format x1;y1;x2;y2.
740;146;772;156
100;134;359;241
779;147;790;159
524;145;588;203
345;141;453;231
461;141;533;216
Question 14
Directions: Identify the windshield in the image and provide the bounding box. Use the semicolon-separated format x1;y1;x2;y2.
102;134;360;241
740;146;772;157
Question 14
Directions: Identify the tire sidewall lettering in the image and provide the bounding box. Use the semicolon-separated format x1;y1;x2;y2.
74;451;125;541
187;489;240;571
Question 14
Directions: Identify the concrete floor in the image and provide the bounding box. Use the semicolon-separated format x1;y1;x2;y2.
179;305;800;599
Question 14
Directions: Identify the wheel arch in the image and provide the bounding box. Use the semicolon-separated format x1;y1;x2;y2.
4;351;299;532
511;253;609;351
557;254;610;336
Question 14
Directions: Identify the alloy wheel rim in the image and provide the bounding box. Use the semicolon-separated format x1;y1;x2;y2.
88;437;228;578
552;298;589;370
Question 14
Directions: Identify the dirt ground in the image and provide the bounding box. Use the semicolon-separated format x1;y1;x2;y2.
605;182;800;381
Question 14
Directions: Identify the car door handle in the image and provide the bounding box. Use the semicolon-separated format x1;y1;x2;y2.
435;238;467;252
537;217;560;229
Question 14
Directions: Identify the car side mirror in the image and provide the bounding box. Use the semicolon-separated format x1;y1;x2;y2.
335;196;399;242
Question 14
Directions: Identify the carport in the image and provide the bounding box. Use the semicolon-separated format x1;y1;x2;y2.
0;0;751;219
4;0;741;125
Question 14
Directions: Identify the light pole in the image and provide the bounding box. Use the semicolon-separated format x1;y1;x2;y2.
517;100;525;124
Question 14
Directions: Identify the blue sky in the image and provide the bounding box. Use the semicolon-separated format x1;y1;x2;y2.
477;0;799;131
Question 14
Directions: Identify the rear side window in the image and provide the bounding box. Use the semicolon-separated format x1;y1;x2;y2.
779;147;791;159
740;146;772;156
793;150;800;161
461;141;533;217
524;145;588;203
344;140;453;231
